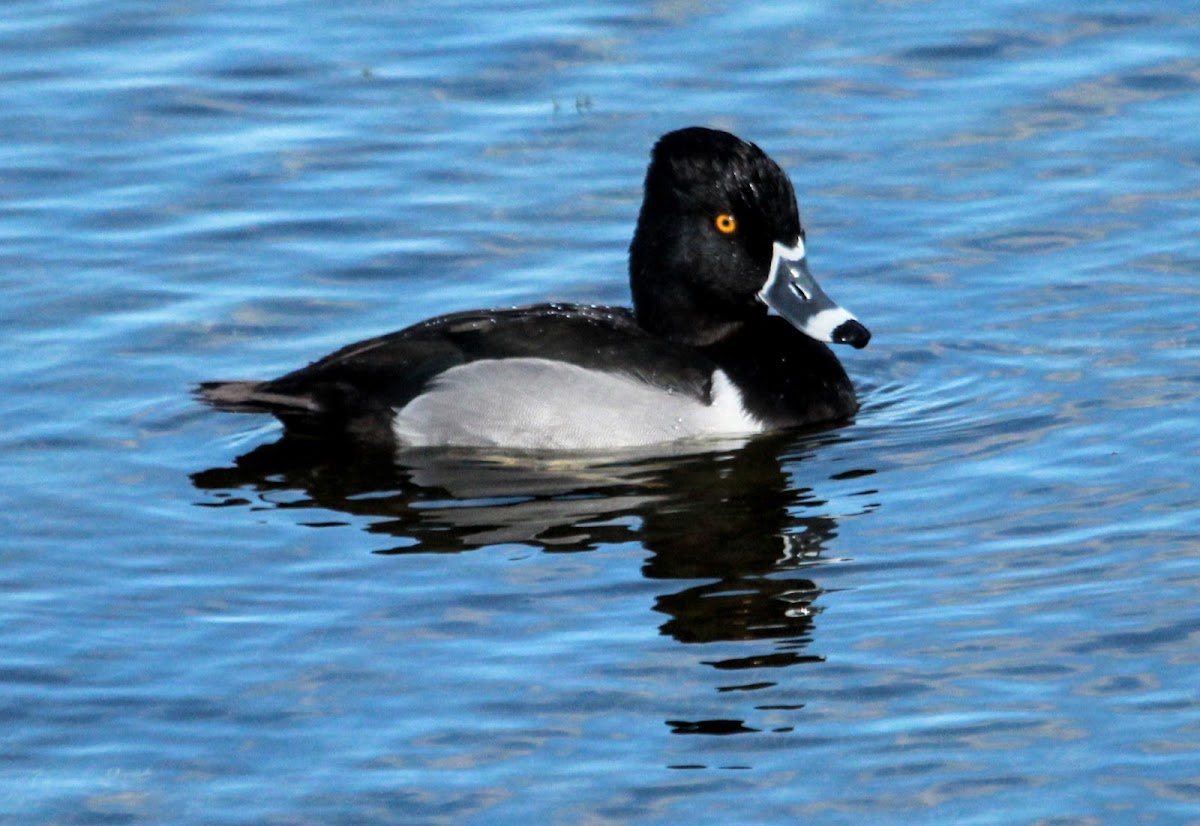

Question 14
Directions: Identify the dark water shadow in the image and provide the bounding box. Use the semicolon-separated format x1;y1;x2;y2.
192;429;879;709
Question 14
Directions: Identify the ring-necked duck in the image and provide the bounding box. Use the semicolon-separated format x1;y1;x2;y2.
199;127;870;450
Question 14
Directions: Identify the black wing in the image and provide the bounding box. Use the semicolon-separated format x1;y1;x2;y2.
198;303;716;441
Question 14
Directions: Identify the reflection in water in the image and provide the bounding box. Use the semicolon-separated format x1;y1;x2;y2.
193;431;878;728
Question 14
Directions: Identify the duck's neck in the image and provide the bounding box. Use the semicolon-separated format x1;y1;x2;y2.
629;249;749;347
633;299;744;347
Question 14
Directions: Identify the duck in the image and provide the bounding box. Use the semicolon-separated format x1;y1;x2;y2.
198;127;870;451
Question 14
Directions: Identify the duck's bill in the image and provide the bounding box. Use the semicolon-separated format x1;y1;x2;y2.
758;240;870;349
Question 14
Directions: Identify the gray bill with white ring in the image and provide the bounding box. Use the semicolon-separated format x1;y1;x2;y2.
757;239;870;349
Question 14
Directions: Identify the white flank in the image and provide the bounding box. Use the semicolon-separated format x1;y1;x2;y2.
392;358;761;450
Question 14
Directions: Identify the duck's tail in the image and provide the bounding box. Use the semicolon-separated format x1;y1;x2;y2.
195;381;320;416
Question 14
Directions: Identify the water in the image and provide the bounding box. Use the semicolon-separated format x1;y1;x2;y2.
3;1;1199;823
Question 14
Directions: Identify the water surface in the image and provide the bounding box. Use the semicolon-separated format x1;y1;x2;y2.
3;1;1199;823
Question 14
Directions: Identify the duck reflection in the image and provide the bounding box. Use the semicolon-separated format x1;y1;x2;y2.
192;430;873;665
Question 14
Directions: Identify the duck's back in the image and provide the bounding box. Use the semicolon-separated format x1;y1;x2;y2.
200;304;730;449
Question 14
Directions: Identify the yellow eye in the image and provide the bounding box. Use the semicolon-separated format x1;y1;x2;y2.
714;213;737;235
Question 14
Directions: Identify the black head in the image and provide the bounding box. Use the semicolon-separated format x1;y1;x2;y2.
629;127;868;350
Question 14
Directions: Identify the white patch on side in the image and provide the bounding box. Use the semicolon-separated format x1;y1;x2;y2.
802;307;855;343
392;358;762;450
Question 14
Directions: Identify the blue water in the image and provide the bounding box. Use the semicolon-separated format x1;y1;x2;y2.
4;1;1199;823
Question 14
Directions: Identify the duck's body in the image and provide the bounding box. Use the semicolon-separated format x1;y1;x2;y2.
200;127;870;451
202;302;857;449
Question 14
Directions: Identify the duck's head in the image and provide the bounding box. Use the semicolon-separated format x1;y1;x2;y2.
629;127;870;350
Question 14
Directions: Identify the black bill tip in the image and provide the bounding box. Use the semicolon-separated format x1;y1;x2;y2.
832;319;871;349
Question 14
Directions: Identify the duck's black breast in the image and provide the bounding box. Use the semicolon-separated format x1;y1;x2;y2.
253;303;719;443
701;315;859;429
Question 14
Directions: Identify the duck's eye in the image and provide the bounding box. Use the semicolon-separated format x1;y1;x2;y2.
714;213;737;235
